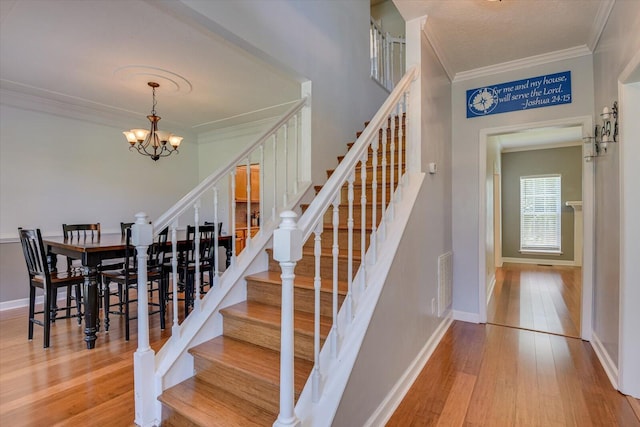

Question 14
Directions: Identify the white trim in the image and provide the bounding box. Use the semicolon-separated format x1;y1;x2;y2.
587;0;616;52
487;274;496;304
591;331;619;390
453;46;592;82
0;292;69;312
453;310;481;324
478;115;595;339
196;116;280;144
618;71;640;398
500;140;582;153
364;315;453;427
501;257;576;267
0;81;192;136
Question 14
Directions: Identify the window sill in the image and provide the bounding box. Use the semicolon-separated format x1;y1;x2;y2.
519;250;563;256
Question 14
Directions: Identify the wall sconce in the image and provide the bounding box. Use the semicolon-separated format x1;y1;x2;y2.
584;101;619;162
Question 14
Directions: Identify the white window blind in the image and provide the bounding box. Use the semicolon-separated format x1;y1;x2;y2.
520;174;561;252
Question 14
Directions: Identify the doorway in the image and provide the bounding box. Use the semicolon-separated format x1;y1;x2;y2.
478;116;594;340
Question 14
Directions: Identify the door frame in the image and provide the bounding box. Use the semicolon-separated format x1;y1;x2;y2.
478;115;594;340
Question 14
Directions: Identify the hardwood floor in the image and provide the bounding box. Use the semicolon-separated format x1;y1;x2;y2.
388;321;640;427
487;263;582;338
0;296;171;427
1;270;636;426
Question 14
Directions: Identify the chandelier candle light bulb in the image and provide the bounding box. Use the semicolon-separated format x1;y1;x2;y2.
123;82;182;161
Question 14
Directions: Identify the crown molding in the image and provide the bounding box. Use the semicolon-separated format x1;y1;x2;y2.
0;79;194;137
587;0;615;51
453;45;592;83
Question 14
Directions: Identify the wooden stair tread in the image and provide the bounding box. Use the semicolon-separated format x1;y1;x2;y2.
190;336;313;391
221;301;332;338
268;247;362;261
160;377;276;427
246;270;348;295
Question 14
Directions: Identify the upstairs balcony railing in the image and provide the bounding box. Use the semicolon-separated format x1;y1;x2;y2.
370;18;406;92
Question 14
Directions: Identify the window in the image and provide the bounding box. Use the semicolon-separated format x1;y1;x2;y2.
520;174;561;253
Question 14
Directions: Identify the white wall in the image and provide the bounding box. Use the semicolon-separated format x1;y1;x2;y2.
591;0;640;374
451;55;595;318
174;0;390;185
0;104;199;302
332;21;452;425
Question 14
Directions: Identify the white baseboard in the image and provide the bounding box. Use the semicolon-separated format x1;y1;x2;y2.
453;310;480;324
364;315;453;427
0;292;69;312
591;331;619;390
502;257;577;267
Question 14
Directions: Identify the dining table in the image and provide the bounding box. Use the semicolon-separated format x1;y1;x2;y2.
44;232;233;349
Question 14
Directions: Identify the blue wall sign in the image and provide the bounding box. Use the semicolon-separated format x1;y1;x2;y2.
466;71;572;118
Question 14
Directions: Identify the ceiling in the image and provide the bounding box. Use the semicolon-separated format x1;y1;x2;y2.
0;0;301;136
394;0;613;79
492;126;583;152
0;0;613;137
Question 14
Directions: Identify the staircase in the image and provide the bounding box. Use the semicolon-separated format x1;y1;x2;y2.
159;118;405;426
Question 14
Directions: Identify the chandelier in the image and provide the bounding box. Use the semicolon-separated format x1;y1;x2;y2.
123;82;183;161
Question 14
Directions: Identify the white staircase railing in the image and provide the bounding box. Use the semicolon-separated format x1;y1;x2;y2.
131;96;310;427
273;66;418;426
370;18;406;92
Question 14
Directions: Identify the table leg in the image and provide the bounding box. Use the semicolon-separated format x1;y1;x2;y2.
83;266;99;349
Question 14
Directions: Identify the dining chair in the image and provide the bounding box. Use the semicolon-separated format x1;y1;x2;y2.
101;222;136;320
18;228;85;348
101;227;168;340
179;224;217;315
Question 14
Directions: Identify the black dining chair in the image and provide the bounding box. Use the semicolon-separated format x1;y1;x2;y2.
179;224;217;315
19;228;85;348
101;227;168;340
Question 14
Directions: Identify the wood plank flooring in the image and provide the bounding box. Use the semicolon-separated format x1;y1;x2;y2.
487;263;581;337
0;296;171;427
387;321;640;426
1;267;636;426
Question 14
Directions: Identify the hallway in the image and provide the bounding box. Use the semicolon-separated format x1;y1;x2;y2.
487;264;581;338
388;321;640;426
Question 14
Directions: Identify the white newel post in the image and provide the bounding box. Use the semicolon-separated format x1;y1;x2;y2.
273;211;302;427
132;212;158;427
566;201;583;266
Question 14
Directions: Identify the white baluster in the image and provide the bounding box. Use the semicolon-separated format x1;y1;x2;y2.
293;114;300;194
272;134;278;222
398;96;404;199
273;211;302;427
312;221;323;402
390;105;396;221
132;212;155;426
283;122;289;206
360;155;367;288
331;196;340;358
246;158;251;249
193;201;201;312
346;172;355;321
370;134;378;262
213;186;220;284
403;91;410;185
381;120;388;240
231;171;237;265
170;221;179;333
259;144;264;235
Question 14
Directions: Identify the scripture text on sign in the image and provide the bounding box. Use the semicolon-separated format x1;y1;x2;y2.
466;71;572;118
